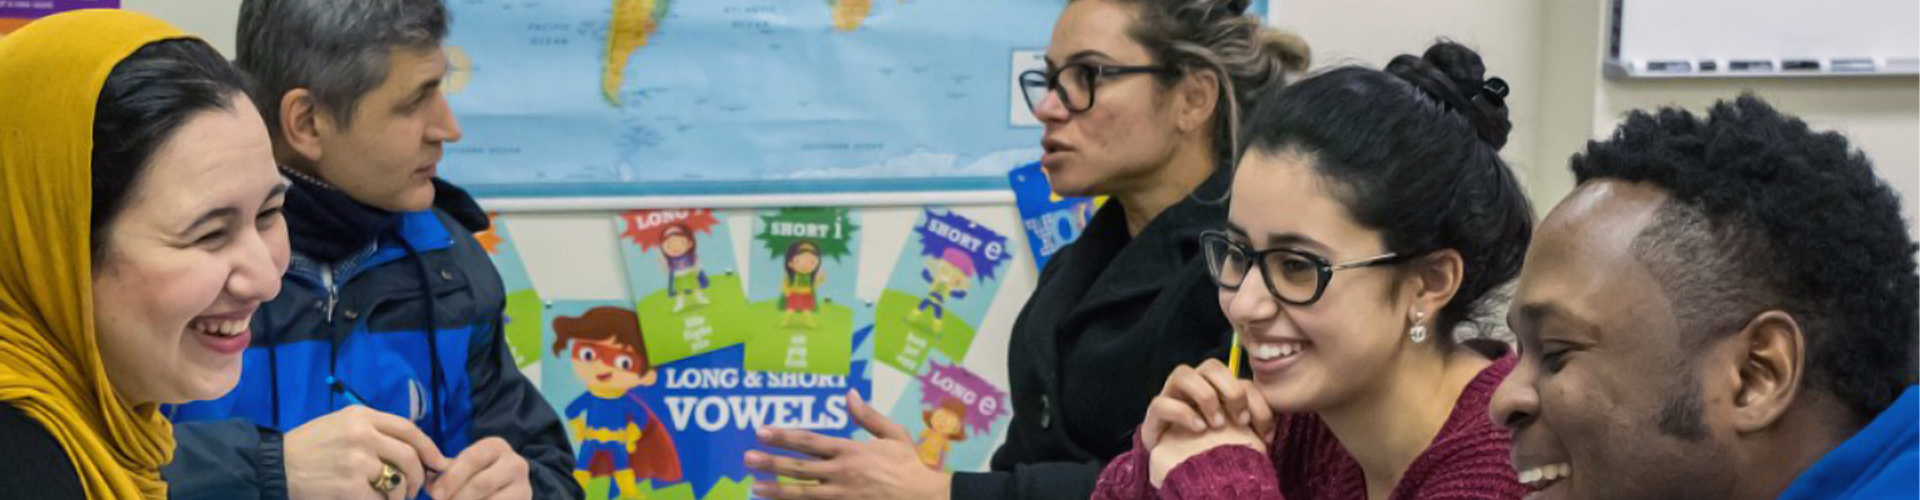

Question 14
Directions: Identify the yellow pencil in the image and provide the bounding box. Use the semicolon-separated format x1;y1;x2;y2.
1227;330;1241;376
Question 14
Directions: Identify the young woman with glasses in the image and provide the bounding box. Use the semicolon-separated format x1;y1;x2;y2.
1092;41;1536;500
748;1;1307;499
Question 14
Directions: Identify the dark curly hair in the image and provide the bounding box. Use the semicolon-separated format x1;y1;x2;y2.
1572;93;1919;422
1237;41;1534;346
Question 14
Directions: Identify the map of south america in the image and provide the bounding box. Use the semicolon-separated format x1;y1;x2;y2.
603;0;669;105
829;0;871;31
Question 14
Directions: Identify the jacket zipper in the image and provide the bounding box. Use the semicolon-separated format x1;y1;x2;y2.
321;262;339;324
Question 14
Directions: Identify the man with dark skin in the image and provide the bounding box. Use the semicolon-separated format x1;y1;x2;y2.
1490;94;1917;500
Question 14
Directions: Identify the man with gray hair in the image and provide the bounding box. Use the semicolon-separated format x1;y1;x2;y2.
163;1;579;498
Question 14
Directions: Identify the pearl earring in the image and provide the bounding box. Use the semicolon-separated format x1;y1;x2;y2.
1408;311;1429;344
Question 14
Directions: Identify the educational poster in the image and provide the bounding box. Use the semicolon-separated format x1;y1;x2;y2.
475;213;544;369
871;208;1013;374
886;354;1012;473
1009;162;1104;270
547;319;875;500
618;209;751;366
540;302;683;500
744;207;861;374
0;0;116;36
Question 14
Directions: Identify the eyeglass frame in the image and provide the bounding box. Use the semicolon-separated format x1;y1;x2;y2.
1199;230;1417;306
1019;63;1174;114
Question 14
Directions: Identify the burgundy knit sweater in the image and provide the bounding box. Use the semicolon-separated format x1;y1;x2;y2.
1092;354;1526;500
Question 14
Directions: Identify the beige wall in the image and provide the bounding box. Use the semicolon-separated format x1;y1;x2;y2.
1529;0;1607;214
1267;0;1548;193
1580;0;1918;233
124;0;241;54
1595;76;1920;232
1274;0;1918;231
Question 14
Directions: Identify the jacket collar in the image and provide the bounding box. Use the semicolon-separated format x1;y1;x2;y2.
1078;165;1230;299
281;165;400;264
281;166;486;265
1046;165;1231;319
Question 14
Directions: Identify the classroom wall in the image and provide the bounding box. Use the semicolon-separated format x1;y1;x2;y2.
124;0;240;53
1273;0;1920;231
1547;0;1919;233
1595;76;1920;233
1267;0;1549;199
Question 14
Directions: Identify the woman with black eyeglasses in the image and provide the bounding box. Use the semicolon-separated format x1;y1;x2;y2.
1093;41;1535;500
748;1;1306;499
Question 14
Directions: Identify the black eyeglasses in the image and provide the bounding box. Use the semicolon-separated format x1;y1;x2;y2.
1200;230;1414;305
1019;63;1171;114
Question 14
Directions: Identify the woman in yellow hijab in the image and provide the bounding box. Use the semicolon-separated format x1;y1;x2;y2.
0;10;291;499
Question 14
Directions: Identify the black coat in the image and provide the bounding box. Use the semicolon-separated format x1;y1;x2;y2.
0;404;83;499
952;168;1235;500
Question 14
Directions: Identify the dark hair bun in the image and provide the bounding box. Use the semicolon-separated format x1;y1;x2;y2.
1384;41;1512;150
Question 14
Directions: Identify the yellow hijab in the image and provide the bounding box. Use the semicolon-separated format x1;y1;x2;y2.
0;9;195;499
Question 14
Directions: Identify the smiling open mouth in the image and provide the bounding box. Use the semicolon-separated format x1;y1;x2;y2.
189;317;249;338
1517;462;1570;491
1247;340;1307;361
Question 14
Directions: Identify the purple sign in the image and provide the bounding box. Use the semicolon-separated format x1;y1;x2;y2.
916;360;1009;434
914;209;1011;283
0;0;117;19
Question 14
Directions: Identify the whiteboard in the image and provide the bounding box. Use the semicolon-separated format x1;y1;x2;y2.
1606;0;1920;78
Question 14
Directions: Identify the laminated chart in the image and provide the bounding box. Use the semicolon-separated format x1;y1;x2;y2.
745;207;862;374
871;208;1011;373
618;209;752;366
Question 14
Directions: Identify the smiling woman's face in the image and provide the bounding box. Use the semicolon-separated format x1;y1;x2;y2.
1220;149;1418;414
91;96;291;406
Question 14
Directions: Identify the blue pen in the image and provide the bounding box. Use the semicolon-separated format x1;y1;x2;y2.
328;376;445;477
327;376;370;406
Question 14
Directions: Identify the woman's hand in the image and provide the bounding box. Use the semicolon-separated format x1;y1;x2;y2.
746;390;952;500
1141;359;1275;487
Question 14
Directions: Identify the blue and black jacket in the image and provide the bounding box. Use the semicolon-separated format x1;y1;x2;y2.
162;178;579;499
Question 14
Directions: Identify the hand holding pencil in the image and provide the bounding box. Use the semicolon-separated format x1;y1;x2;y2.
1228;329;1242;377
1138;334;1274;452
1139;336;1275;486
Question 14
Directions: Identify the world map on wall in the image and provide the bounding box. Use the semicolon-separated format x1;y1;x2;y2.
438;0;1073;195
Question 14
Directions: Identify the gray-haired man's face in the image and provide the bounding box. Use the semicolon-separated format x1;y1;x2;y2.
308;46;463;212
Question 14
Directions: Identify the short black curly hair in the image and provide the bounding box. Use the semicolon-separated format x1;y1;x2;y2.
1572;93;1919;422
